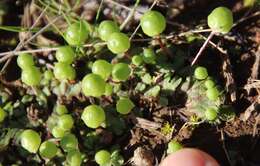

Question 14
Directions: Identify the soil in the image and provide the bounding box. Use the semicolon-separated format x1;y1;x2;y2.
0;0;259;166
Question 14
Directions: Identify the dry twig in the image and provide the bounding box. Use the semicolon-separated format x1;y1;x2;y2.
220;129;233;166
191;31;215;66
251;46;260;80
0;3;50;73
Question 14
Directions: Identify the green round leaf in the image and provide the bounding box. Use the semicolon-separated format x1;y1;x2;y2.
207;7;233;33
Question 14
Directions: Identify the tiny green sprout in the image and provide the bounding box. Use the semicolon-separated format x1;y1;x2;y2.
44;70;54;80
219;105;236;121
161;122;173;136
52;126;66;138
144;85;161;97
140;10;166;37
110;149;124;165
60;133;79;152
0;107;6;122
55;104;68;115
17;53;34;70
132;55;143;66
207;7;233;33
143;48;156;64
190;115;200;124
21;66;42;86
81;105;106;129
39;141;58;159
112;63;131;82
84;131;99;150
92;59;113;80
56;46;75;64
167;140;183;154
66;149;82;166
95;150;111;165
107;32;130;54
204;79;215;89
53;62;76;81
116;98;135;115
81;73;106;97
142;73;152;85
206;87;220;101
194;66;208;80
20;129;41;153
65;21;89;46
58;114;74;131
104;83;113;96
205;108;218;121
98;20;120;41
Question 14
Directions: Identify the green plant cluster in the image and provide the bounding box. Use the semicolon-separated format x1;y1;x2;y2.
182;65;236;124
0;5;236;165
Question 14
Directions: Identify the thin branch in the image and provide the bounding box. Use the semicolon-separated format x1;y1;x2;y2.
253;114;260;137
131;29;211;42
233;11;260;28
22;16;61;50
130;24;141;41
0;4;50;73
191;31;215;66
0;30;217;59
220;129;233;166
0;0;90;63
104;0;140;13
17;4;50;50
0;42;106;62
95;0;104;23
120;0;140;30
0;16;61;64
178;29;212;37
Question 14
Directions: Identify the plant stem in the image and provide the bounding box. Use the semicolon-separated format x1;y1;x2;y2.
191;31;215;66
0;42;106;60
156;36;172;59
95;0;104;23
0;4;50;73
120;0;140;30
